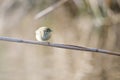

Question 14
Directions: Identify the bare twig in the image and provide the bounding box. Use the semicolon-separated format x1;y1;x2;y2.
0;36;120;56
34;0;68;19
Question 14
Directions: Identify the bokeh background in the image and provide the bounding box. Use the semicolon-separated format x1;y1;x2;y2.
0;0;120;80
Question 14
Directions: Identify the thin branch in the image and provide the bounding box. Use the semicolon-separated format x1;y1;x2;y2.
0;36;120;56
34;0;68;19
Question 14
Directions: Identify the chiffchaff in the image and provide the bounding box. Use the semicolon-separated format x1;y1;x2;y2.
35;27;52;41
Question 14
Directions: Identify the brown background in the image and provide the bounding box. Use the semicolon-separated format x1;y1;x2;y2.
0;0;120;80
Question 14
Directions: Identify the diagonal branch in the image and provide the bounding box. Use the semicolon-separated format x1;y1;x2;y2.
0;36;120;56
34;0;68;19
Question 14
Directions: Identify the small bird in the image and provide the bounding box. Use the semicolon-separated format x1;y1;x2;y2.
35;27;52;41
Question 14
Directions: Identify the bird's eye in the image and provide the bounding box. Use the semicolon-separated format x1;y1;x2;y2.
46;28;52;32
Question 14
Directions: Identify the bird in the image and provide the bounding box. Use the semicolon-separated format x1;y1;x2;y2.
35;27;52;42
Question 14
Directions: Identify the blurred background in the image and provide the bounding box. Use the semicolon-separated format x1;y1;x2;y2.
0;0;120;80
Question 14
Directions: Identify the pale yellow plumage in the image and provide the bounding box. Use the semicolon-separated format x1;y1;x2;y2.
35;27;52;41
